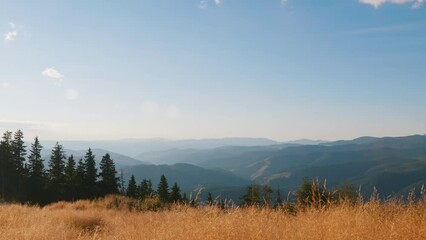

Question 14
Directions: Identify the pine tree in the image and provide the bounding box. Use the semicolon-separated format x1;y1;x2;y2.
139;179;153;199
11;130;26;173
75;158;85;200
27;137;45;204
47;142;66;201
262;185;273;207
275;187;283;209
182;192;188;204
83;148;98;198
157;174;169;203
206;192;213;206
126;175;137;198
99;153;118;196
12;130;27;200
119;168;125;195
170;182;182;203
241;184;261;206
64;155;76;201
0;131;13;199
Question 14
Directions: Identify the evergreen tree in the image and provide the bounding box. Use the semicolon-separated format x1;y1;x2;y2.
64;155;76;201
206;192;213;206
119;168;126;195
139;179;153;199
47;142;66;201
262;185;273;207
275;187;283;209
11;130;26;180
170;182;182;203
99;153;118;196
126;175;137;198
146;179;153;196
27;137;45;204
83;148;98;198
241;184;261;206
182;192;188;204
8;130;27;200
0;131;13;199
75;158;85;200
11;130;26;173
157;174;169;203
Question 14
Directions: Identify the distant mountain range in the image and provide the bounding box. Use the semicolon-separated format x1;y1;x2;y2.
40;148;148;168
40;137;280;157
37;135;426;201
133;135;426;198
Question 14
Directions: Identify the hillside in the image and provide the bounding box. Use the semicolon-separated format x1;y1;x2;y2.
132;135;426;198
123;163;249;195
41;148;147;168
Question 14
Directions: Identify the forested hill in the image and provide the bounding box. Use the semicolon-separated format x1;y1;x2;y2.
130;135;426;197
1;129;426;203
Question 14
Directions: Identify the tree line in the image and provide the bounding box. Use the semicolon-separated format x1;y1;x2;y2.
1;130;357;208
0;130;184;205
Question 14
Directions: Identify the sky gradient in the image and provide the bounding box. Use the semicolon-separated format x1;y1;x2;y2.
1;0;425;141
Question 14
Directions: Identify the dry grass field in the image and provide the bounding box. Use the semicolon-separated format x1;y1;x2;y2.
0;196;425;240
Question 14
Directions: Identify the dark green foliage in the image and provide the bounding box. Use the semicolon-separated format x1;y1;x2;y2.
99;153;119;196
241;184;261;206
241;184;274;207
119;168;126;194
0;131;13;200
170;182;182;203
157;174;169;203
11;130;26;173
275;188;283;209
83;148;98;198
138;179;153;199
64;155;77;201
47;142;66;201
126;175;138;198
296;178;332;208
11;130;28;200
206;192;213;205
262;185;273;207
27;137;45;203
0;130;130;205
182;192;188;204
75;158;85;200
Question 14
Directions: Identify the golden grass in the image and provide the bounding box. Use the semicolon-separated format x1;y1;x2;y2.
0;197;425;240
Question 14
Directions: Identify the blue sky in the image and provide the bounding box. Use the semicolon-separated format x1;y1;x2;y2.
0;0;425;141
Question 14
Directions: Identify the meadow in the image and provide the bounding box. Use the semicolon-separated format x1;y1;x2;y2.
0;195;425;240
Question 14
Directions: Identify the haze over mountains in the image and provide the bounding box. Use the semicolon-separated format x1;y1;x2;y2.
37;135;426;201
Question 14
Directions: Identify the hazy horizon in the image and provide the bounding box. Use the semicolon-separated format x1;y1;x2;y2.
1;0;426;141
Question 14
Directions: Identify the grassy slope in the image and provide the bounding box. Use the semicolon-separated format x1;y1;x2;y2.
0;196;425;240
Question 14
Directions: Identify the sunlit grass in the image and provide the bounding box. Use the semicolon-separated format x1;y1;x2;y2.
0;195;425;240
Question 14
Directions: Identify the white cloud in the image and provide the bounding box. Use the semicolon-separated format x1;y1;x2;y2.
412;0;425;8
65;89;79;100
1;82;9;88
4;31;17;41
4;22;18;41
214;0;222;5
42;67;65;84
199;0;208;9
281;0;289;6
359;0;424;8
